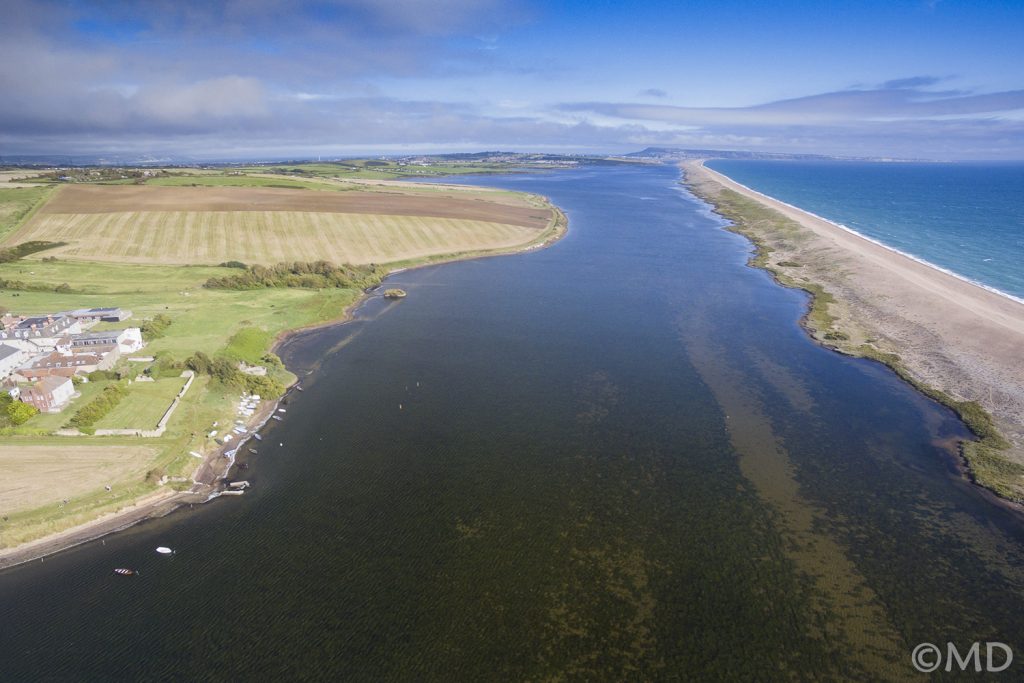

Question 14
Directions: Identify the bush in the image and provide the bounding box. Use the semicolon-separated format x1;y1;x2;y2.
140;313;172;341
67;384;127;432
0;241;67;263
88;370;118;382
6;401;38;425
219;260;248;269
146;355;184;379
203;261;383;291
185;351;285;398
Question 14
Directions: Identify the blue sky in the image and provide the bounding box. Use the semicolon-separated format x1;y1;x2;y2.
2;0;1023;159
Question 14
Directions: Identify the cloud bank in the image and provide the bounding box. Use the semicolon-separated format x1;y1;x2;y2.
2;1;1022;159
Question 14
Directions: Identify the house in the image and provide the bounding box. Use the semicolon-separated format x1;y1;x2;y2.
19;351;108;379
20;376;75;413
0;314;80;343
0;343;28;379
70;327;144;354
67;307;133;323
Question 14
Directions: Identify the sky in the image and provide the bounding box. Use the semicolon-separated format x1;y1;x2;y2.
2;0;1023;160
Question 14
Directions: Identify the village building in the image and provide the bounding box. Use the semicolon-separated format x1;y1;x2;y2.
20;376;75;413
0;343;28;379
66;307;133;323
16;350;112;380
70;328;144;354
0;314;81;343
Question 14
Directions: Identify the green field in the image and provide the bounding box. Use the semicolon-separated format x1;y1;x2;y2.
94;376;189;430
145;174;346;191
0;258;361;360
0;185;53;242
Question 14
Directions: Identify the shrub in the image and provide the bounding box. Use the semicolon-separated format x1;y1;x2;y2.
140;313;172;340
67;383;127;432
203;261;383;291
7;401;38;425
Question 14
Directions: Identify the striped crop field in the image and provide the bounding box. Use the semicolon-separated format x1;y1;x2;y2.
7;185;554;266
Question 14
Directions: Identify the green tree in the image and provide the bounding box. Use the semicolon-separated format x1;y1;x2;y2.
7;401;38;425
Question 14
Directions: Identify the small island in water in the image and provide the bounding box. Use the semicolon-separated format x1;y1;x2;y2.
383;288;408;299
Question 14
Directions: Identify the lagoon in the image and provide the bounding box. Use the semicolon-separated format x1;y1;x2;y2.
1;164;1023;680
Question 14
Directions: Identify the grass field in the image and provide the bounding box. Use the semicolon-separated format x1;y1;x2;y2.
94;377;188;430
145;174;347;191
6;183;552;266
0;444;156;515
0;185;53;242
16;210;540;265
0;258;361;361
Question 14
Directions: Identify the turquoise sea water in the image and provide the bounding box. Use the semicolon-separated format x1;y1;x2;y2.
706;159;1024;301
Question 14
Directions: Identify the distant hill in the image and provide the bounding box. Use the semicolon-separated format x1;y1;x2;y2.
624;147;844;161
622;147;920;162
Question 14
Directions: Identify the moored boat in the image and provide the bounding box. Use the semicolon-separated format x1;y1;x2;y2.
156;547;173;555
113;568;137;576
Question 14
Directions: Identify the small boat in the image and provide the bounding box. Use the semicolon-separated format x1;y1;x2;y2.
253;434;263;441
156;547;174;555
272;415;282;421
277;408;287;413
229;480;250;489
296;386;304;392
113;568;137;576
221;489;245;496
248;448;258;454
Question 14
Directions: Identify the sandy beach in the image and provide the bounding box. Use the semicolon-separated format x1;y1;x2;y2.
685;160;1024;500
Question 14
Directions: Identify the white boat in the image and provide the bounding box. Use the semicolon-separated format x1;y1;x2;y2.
221;489;245;496
156;547;174;555
253;433;263;441
272;415;282;421
113;568;137;576
277;408;287;413
228;480;250;489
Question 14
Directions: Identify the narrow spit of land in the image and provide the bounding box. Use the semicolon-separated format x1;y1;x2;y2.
685;160;1024;502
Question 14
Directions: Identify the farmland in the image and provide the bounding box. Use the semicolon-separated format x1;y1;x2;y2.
6;184;554;265
0;444;156;516
0;173;565;550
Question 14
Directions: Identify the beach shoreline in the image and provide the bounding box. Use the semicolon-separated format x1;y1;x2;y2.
684;159;1024;502
0;192;567;571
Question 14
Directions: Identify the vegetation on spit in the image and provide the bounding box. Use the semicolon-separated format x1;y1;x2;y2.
691;180;1024;503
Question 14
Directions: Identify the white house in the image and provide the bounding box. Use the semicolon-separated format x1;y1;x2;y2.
20;376;75;413
70;327;144;354
0;343;28;379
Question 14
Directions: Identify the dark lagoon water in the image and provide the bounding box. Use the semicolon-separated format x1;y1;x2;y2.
3;164;1024;681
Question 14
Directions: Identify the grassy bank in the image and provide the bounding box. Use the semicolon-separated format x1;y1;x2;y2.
686;176;1024;503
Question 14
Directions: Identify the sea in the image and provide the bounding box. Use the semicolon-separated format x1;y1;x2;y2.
2;163;1024;680
706;159;1024;301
